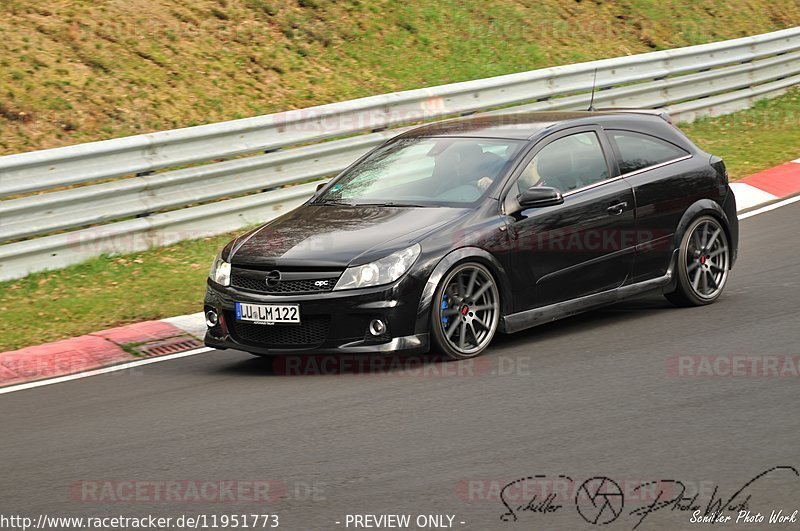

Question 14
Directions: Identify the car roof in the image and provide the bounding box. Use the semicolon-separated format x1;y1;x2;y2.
397;111;667;140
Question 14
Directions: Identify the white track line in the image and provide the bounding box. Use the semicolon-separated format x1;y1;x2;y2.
1;191;799;396
738;193;800;220
0;347;214;395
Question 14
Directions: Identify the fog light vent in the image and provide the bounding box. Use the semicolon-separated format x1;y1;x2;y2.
368;319;387;337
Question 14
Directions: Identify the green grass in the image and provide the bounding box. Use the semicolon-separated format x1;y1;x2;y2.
2;0;800;154
2;89;800;352
0;234;233;352
679;90;800;180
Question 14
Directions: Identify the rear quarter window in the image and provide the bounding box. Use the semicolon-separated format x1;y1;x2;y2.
610;130;689;174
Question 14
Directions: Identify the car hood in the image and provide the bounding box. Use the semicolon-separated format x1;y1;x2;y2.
229;204;468;269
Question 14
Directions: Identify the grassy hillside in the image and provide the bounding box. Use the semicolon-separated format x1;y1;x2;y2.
2;0;800;154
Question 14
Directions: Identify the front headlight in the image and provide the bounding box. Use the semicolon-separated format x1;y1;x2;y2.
334;244;421;290
209;252;231;287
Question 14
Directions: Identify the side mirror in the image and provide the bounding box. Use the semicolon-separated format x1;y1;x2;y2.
316;182;327;192
517;186;564;208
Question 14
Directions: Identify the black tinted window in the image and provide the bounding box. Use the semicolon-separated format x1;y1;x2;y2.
611;130;688;174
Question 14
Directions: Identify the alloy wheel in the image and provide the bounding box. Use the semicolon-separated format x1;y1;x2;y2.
685;217;730;300
438;263;500;356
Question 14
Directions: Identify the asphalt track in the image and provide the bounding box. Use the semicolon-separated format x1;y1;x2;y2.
2;201;799;530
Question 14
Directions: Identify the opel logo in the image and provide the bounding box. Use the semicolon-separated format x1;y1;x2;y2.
265;270;281;287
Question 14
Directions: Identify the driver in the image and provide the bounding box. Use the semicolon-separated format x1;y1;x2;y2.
434;143;503;195
517;155;544;194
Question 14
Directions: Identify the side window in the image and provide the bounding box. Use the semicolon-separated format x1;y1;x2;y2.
516;132;608;194
610;130;689;174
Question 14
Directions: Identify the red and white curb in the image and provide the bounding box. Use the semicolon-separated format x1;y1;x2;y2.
3;162;800;393
0;317;208;392
729;159;800;210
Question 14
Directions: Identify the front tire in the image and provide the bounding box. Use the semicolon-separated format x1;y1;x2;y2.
665;215;730;307
430;262;500;360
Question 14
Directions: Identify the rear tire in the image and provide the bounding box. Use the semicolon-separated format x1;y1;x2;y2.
665;215;730;307
430;262;500;360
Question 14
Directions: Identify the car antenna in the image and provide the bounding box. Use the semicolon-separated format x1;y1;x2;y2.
587;67;598;112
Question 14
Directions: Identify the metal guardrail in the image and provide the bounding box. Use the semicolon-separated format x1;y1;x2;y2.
1;27;800;281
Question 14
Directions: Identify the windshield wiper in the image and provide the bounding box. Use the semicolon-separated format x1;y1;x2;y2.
354;202;434;208
312;199;356;206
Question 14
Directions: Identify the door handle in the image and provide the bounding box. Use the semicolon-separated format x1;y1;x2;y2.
607;202;628;216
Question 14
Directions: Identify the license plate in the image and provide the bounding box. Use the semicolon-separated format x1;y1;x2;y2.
235;302;300;325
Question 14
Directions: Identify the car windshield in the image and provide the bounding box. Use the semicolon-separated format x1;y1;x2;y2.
313;137;526;206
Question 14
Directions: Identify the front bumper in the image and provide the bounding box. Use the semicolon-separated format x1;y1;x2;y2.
203;275;430;355
204;331;429;356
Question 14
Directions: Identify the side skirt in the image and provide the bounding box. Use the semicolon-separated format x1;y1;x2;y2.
501;250;678;334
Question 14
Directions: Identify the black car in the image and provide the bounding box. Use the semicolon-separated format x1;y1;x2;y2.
204;111;738;359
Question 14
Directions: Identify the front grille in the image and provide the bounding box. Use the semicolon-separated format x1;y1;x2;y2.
229;316;330;348
231;272;339;295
